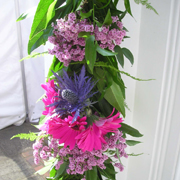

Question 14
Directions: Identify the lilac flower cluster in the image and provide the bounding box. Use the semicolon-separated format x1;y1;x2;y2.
32;134;59;165
48;13;92;66
95;17;126;51
48;13;126;66
32;130;127;178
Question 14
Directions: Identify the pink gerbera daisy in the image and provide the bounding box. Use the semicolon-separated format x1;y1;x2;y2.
46;115;87;150
76;109;123;152
76;123;106;152
41;79;58;116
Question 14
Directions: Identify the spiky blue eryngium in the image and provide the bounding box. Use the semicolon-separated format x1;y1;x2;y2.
51;66;97;122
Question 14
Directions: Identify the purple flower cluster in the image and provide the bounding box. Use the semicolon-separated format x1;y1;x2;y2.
32;130;127;177
48;13;126;66
32;134;59;165
95;17;126;51
48;13;93;66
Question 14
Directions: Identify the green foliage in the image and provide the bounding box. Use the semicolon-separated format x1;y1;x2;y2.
28;24;53;54
126;140;142;146
94;62;154;81
104;81;125;117
54;162;68;179
116;147;122;164
11;132;38;141
80;9;93;19
98;159;116;180
20;52;48;62
29;0;55;40
124;0;133;16
49;167;56;177
134;0;158;14
128;153;143;156
113;0;119;7
120;123;143;137
36;158;56;175
120;71;155;81
16;6;37;22
122;47;134;65
85;35;96;74
39;115;49;125
114;45;124;68
47;56;64;80
96;45;117;56
78;32;91;38
85;166;97;180
103;9;112;25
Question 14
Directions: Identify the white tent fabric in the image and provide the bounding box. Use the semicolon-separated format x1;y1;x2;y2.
0;1;26;129
0;0;45;129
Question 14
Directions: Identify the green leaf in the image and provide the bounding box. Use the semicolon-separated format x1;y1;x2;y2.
36;165;51;175
55;0;66;9
55;2;73;18
114;45;124;68
36;159;56;176
103;9;112;25
134;0;158;14
39;115;49;125
20;52;48;62
94;19;102;27
126;140;142;146
73;0;82;11
120;123;143;137
46;0;57;25
85;166;97;180
99;159;116;180
120;71;155;81
116;148;122;163
104;81;125;117
122;47;134;65
128;153;143;156
114;0;119;7
28;25;53;54
16;6;37;22
47;56;64;79
110;9;123;16
28;31;43;54
94;61;154;81
124;0;133;16
29;0;56;39
50;167;56;177
11;132;38;141
54;162;68;179
119;10;127;20
78;32;91;38
80;9;93;19
96;45;117;56
85;35;96;74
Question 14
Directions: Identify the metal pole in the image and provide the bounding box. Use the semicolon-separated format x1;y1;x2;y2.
14;0;29;122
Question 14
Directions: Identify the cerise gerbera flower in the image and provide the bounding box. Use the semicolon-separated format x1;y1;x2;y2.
43;114;87;150
76;109;123;152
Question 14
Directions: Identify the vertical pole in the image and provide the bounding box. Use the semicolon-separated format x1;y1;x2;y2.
14;0;29;122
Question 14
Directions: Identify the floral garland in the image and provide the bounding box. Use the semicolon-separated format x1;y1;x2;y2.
13;0;157;179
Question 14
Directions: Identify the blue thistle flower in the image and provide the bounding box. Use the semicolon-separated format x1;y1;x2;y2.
51;66;97;122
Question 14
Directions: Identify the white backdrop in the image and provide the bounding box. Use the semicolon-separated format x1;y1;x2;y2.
1;0;180;180
0;0;44;130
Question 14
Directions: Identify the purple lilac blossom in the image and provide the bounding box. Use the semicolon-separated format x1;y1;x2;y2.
32;131;128;175
48;13;126;66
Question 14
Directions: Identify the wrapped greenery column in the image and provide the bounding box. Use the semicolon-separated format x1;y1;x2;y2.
14;0;157;179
